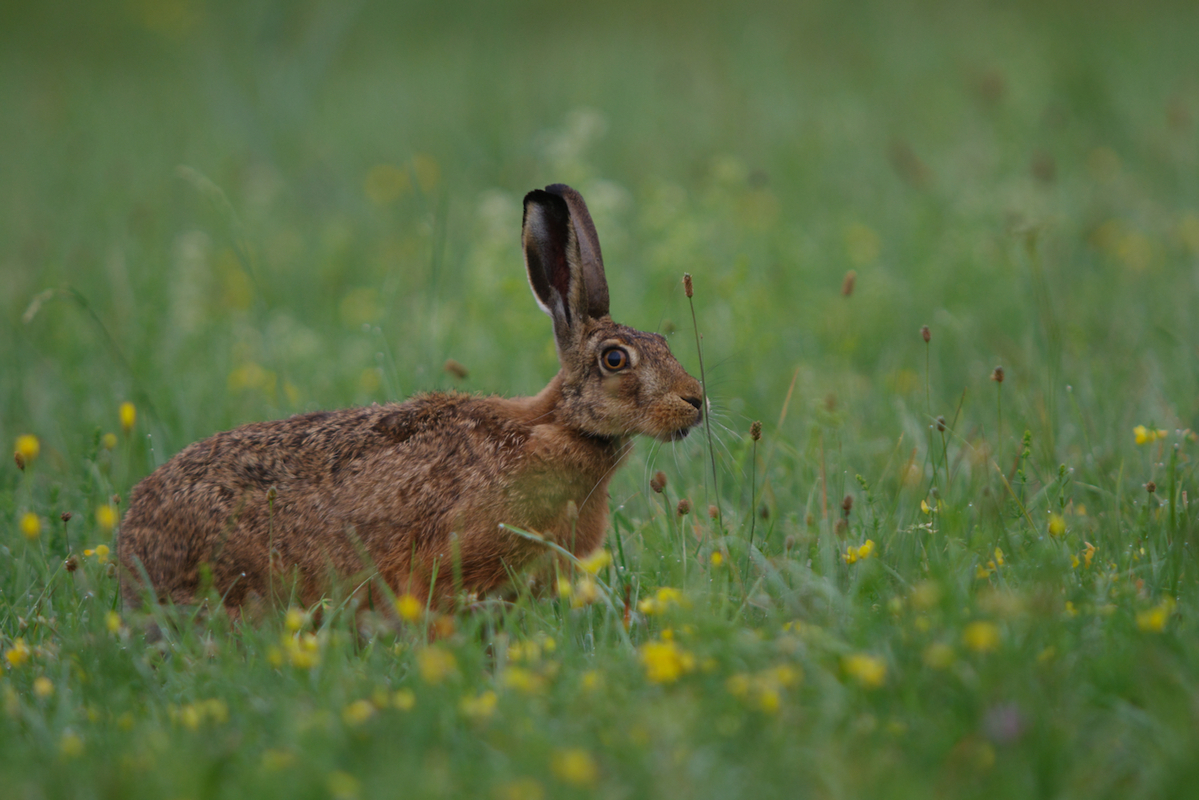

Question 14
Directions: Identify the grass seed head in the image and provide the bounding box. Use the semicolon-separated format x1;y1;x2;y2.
841;494;853;517
991;366;1005;383
921;325;931;343
14;452;24;471
841;270;856;297
1146;481;1156;494
708;504;720;520
750;420;762;441
683;273;693;298
444;359;469;379
60;511;72;523
650;471;667;493
936;415;946;432
677;498;692;517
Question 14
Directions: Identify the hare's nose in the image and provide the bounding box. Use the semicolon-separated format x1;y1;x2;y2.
683;396;703;421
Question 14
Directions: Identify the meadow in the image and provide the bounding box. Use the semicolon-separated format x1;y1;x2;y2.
3;0;1199;797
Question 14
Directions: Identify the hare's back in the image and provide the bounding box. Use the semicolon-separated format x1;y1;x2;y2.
129;392;529;509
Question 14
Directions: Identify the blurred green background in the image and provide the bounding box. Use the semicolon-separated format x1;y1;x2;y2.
5;0;1196;471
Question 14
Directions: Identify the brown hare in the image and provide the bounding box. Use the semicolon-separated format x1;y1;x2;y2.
117;184;703;617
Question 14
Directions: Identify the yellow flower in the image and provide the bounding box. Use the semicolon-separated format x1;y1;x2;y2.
416;647;457;684
119;402;137;434
364;163;411;205
101;432;118;450
260;749;295;771
106;611;122;634
993;548;1004;567
923;642;955;670
496;777;545;800
556;578;573;599
342;699;375;726
84;543;111;563
842;653;887;689
20;512;41;541
392;689;415;711
580;670;603;692
459;690;497;722
963;621;1000;653
203;699;229;724
920;499;932;514
571;576;600;608
551;748;598;787
395;594;423;622
1048;513;1066;537
33;676;54;698
96;506;118;533
757;687;781;714
578;548;611;574
726;673;751;698
637;587;686;615
59;730;84;759
911;581;941;610
1082;542;1096;569
639;640;695;684
5;638;31;668
327;770;360;800
1134;425;1169;445
845;539;876;564
15;434;40;463
1137;599;1175;633
710;551;724;567
284;607;308;632
283;632;321;669
503;666;545;694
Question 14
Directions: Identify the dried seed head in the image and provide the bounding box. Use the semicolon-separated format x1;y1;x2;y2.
266;486;277;503
683;273;694;298
834;519;848;536
1146;481;1157;494
841;494;854;517
784;534;797;551
708;504;720;520
750;421;762;441
991;366;1005;383
650;471;668;494
921;325;931;343
111;494;121;505
841;270;857;297
60;511;72;523
64;555;78;572
936;415;946;432
14;452;25;471
676;498;692;516
444;359;469;380
759;505;770;520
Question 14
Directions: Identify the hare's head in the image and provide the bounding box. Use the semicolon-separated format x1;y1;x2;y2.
523;184;703;442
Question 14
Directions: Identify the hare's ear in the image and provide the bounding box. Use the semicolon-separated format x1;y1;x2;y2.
523;185;609;355
544;184;609;318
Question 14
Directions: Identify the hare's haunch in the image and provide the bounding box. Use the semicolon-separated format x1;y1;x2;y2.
117;184;702;612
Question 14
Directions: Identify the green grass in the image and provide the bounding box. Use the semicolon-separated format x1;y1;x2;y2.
4;0;1199;797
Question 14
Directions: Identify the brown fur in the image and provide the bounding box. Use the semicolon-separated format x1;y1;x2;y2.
117;184;702;613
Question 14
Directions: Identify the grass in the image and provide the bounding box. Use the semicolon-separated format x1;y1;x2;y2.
3;0;1199;797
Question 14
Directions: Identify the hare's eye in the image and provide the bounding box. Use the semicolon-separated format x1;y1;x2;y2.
601;347;629;371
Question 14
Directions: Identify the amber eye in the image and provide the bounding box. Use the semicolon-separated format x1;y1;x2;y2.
601;347;629;371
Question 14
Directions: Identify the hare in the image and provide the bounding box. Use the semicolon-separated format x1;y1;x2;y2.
117;184;703;616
